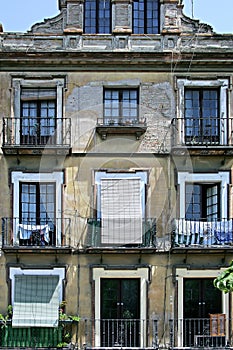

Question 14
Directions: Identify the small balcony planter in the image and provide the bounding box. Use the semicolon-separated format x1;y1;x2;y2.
58;301;80;348
0;304;80;348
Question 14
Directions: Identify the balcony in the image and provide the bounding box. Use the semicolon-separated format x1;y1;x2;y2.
1;317;232;349
172;218;233;249
171;117;233;155
86;218;156;250
0;320;74;348
81;318;158;349
2;117;71;155
0;319;158;349
2;217;71;251
96;118;147;140
169;315;229;349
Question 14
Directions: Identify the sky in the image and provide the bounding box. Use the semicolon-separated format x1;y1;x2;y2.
0;0;232;34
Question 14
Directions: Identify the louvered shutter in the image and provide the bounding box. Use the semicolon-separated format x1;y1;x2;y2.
12;275;60;327
101;178;142;244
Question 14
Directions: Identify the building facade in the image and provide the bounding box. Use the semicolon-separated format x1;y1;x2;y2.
0;0;233;348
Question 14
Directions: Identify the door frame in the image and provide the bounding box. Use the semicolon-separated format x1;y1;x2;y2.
176;268;229;348
92;267;149;347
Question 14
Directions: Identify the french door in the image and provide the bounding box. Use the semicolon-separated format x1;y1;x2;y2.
184;88;220;144
101;278;140;347
183;278;222;346
19;182;55;245
21;88;56;145
185;183;220;220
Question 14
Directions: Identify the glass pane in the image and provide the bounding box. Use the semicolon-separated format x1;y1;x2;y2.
121;279;139;319
133;0;159;34
185;184;201;220
206;184;219;220
85;0;111;33
101;279;118;319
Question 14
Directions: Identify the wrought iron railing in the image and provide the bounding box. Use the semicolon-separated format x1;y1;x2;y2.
82;318;158;349
0;319;158;349
2;217;71;247
86;218;156;248
172;117;233;147
2;117;71;147
172;218;233;247
169;317;228;348
2;317;230;349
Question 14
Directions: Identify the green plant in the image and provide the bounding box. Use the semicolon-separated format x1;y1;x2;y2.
59;301;80;322
7;304;13;317
0;305;12;328
69;315;80;322
58;302;80;348
57;341;69;348
214;260;233;293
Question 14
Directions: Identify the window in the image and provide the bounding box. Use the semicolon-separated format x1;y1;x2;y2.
20;182;55;225
133;0;159;34
178;172;229;220
10;77;69;149
175;268;229;348
84;0;111;34
185;183;220;220
93;267;149;347
176;79;228;146
173;172;231;246
11;172;63;246
10;267;65;328
19;182;55;245
21;88;56;145
101;278;140;347
104;88;139;125
184;88;220;144
95;171;147;245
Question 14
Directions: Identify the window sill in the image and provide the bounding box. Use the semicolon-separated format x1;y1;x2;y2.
171;145;233;156
2;144;71;156
96;124;147;140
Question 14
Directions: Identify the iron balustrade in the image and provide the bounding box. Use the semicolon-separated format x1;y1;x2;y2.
4;317;231;349
172;117;233;147
2;217;71;247
2;117;71;147
0;318;158;349
169;317;228;349
86;218;156;248
82;318;158;349
172;218;233;247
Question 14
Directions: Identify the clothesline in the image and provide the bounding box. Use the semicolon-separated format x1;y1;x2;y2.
18;224;50;243
173;219;233;245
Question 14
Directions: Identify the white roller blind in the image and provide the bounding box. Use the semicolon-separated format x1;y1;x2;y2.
101;178;142;244
21;88;56;101
12;275;60;328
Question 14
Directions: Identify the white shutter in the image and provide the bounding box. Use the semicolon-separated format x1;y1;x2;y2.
12;275;60;328
101;178;142;244
206;184;219;220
